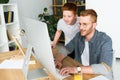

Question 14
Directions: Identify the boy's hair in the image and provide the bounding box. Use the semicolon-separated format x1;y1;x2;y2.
80;9;98;23
62;2;78;15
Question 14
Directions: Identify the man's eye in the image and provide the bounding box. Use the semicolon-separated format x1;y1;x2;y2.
83;23;87;26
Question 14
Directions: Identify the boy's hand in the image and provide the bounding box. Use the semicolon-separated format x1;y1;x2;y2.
54;53;65;69
51;42;56;48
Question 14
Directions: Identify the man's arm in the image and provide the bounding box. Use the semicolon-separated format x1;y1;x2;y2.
59;62;110;76
54;52;65;62
81;66;94;74
80;62;111;74
54;53;65;69
91;63;111;75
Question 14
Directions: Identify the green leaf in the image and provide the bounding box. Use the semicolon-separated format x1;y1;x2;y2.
38;8;59;41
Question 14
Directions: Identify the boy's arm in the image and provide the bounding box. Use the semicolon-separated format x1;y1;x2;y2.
52;30;62;48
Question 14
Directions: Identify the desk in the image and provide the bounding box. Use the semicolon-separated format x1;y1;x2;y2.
0;49;55;80
61;55;99;80
0;49;98;80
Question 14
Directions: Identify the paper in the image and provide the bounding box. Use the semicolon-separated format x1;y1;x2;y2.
89;75;109;80
0;59;24;69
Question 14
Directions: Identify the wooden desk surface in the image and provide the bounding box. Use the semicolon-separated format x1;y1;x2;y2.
0;49;98;80
0;69;25;80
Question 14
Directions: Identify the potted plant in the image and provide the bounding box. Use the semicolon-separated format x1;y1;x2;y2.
0;0;9;3
38;8;59;41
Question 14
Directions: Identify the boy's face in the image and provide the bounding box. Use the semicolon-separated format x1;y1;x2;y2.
63;10;77;25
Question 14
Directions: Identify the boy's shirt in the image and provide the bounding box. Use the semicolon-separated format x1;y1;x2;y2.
57;17;80;45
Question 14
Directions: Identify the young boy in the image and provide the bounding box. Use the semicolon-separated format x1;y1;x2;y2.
51;3;80;56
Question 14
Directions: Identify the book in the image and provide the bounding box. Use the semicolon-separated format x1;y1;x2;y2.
89;75;109;80
4;11;14;23
62;0;67;5
11;11;14;22
0;15;1;25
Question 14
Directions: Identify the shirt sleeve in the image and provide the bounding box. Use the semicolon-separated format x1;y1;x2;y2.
57;45;71;57
91;63;113;80
57;19;62;30
91;63;109;75
100;35;113;67
65;35;76;53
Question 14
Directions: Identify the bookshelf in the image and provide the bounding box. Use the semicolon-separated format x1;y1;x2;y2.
0;4;21;52
52;0;85;17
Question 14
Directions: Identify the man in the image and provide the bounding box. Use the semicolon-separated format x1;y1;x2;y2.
55;9;113;80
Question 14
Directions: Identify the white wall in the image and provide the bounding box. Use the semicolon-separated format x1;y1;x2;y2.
9;0;53;48
9;0;53;20
86;0;120;58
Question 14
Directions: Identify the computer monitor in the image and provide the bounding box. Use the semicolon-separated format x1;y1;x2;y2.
22;18;68;80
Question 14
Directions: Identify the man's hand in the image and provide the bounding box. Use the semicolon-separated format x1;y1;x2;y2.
59;66;78;76
54;53;65;69
54;59;62;69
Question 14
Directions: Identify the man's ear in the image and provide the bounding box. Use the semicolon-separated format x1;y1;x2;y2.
75;14;78;18
93;23;97;28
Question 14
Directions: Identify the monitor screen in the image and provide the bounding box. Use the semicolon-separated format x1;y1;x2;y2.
22;18;64;79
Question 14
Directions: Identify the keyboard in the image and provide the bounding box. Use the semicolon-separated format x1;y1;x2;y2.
56;68;70;80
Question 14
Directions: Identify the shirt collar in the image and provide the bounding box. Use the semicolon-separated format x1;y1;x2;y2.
89;30;98;43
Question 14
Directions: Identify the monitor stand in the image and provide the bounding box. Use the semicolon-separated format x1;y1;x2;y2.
22;44;48;80
27;68;48;80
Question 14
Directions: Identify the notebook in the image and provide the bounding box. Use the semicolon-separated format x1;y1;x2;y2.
89;75;109;80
